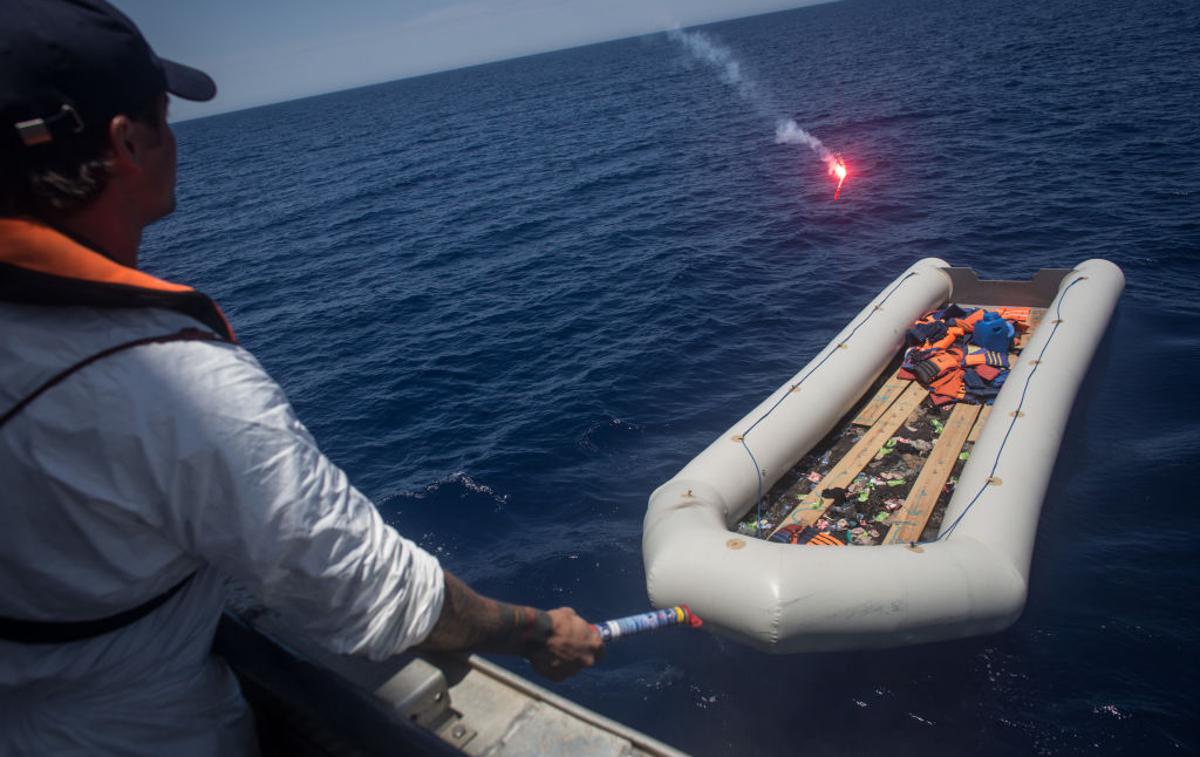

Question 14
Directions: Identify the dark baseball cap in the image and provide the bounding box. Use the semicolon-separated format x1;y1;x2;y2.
0;0;216;150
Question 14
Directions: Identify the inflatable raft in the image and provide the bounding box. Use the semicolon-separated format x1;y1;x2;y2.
642;258;1124;653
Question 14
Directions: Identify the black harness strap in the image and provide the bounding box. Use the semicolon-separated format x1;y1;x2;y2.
0;327;221;644
0;328;220;428
0;573;195;644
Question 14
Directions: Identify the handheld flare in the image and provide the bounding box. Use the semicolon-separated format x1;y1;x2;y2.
592;605;703;642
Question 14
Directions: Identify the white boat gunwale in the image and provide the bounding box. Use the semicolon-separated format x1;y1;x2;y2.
218;609;689;756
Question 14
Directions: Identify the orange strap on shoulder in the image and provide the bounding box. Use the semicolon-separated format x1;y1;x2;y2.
0;219;235;341
0;219;192;293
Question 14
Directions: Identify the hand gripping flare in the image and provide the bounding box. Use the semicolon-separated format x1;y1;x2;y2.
592;605;704;642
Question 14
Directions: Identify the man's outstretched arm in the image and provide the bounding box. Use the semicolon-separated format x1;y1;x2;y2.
418;572;603;681
151;343;601;679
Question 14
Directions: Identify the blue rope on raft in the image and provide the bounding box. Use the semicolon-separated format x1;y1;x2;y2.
740;272;919;538
936;275;1086;541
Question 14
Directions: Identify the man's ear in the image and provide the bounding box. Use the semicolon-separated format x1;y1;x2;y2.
106;114;142;177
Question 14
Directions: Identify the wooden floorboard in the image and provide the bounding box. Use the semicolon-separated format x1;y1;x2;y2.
769;382;928;538
966;404;991;444
851;372;910;427
883;402;981;545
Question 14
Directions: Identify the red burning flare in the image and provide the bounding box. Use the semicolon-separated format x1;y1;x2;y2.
830;158;848;200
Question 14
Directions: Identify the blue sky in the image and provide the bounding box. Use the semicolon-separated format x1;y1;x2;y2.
117;0;828;120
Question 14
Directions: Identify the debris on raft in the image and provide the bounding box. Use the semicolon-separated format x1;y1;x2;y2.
737;383;972;545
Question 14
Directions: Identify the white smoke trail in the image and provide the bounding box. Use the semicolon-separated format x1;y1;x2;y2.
775;118;835;167
666;27;758;101
668;28;838;173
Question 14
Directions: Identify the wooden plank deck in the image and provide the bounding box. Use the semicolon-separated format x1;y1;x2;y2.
851;372;910;427
883;402;981;545
768;381;928;538
966;404;991;444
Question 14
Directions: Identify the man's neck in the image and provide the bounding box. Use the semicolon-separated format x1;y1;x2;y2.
52;197;143;268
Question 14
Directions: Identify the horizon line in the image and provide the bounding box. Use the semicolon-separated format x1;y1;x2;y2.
172;0;837;124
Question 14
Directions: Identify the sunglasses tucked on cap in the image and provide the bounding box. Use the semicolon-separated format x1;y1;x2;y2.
0;0;216;149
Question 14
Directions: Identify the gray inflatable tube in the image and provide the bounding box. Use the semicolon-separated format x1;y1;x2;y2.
642;257;1124;653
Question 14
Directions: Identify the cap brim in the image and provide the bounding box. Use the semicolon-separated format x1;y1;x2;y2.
162;58;216;102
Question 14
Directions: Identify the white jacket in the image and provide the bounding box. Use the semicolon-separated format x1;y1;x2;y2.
0;221;445;755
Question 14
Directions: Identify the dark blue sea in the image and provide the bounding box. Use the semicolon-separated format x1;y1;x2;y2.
149;0;1198;753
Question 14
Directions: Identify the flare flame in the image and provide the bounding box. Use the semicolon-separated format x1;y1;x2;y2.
831;158;848;200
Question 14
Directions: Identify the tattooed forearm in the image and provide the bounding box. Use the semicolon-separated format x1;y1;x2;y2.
416;572;604;681
417;571;551;655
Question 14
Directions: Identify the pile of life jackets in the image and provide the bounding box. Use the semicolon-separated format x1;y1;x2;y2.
899;304;1031;406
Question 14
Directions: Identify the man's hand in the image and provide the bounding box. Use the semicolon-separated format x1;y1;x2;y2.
416;573;604;681
525;607;604;681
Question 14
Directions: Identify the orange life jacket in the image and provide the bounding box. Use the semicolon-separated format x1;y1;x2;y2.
996;306;1031;326
806;532;845;547
953;308;986;332
0;219;234;341
963;345;1010;368
926;326;965;351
